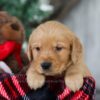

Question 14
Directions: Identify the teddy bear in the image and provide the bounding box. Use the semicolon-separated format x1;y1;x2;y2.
0;11;29;73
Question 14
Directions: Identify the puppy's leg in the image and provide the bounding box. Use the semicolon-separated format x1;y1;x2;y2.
64;64;84;92
26;66;45;90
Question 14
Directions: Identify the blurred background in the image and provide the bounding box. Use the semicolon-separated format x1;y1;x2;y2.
0;0;100;99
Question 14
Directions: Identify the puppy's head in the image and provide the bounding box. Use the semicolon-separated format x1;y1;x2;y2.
28;21;83;76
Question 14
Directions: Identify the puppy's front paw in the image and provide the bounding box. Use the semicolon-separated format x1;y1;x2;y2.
26;72;45;90
65;74;83;92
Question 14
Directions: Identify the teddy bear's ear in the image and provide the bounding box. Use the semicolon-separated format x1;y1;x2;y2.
71;36;83;64
27;44;33;61
10;23;20;31
11;16;25;42
11;16;25;33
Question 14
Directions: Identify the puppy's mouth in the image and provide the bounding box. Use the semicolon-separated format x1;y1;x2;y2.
39;67;53;75
38;66;65;76
36;66;57;76
41;69;65;76
42;69;54;76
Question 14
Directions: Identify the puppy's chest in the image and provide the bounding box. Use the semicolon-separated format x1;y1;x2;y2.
46;76;66;95
45;76;75;100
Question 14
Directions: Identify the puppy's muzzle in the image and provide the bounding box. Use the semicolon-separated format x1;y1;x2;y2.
41;62;52;70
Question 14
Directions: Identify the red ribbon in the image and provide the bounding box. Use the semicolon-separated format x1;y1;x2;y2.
0;41;23;69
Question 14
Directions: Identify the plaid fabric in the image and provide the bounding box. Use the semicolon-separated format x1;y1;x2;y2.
0;73;95;100
59;77;96;100
46;76;96;100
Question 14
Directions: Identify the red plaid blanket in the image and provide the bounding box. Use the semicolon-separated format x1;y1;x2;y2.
0;73;95;100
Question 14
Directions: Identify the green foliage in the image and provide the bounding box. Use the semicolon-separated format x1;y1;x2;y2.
0;0;53;39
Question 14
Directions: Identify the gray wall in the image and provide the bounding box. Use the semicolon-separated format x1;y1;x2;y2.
62;0;100;89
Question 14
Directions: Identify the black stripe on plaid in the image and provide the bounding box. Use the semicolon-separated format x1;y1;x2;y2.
3;77;19;99
16;75;30;94
81;77;95;95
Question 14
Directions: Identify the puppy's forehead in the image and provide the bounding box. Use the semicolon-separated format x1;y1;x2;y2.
30;21;74;43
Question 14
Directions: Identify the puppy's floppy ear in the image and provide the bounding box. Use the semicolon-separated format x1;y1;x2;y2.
71;36;83;64
27;44;33;61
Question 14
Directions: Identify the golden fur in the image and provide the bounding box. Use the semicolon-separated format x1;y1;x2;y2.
26;21;92;92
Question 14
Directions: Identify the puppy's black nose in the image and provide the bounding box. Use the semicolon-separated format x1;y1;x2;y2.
41;62;52;70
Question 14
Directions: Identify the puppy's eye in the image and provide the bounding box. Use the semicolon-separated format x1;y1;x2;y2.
55;46;63;51
35;47;40;51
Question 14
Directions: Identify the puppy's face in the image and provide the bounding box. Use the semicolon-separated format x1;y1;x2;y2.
28;21;83;76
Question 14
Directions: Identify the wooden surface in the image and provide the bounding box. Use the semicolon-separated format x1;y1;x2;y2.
61;0;100;90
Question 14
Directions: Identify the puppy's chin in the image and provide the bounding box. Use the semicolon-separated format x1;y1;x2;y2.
43;71;58;76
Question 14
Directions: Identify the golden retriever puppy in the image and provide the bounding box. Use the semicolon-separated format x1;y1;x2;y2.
26;21;92;92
